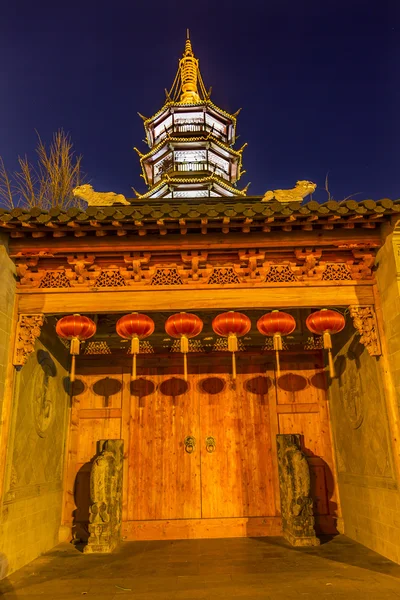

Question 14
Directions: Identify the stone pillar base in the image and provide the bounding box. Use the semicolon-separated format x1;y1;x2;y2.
284;531;320;547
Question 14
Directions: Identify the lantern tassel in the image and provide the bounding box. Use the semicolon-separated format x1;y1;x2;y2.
323;331;332;350
328;349;335;378
70;337;80;355
181;335;189;354
228;333;238;353
130;336;140;381
70;354;76;383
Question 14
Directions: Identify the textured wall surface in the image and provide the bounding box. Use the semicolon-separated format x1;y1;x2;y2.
0;339;69;577
328;231;400;564
0;235;15;431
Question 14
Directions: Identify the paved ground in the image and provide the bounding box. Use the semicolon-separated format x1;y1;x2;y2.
1;536;400;599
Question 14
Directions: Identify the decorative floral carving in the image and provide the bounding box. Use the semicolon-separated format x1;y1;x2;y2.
303;336;324;350
39;271;71;288
84;341;112;355
349;305;381;356
207;267;241;284
94;270;126;287
13;314;45;367
170;339;205;353
150;268;183;286
213;337;246;352
265;265;296;283
322;264;352;281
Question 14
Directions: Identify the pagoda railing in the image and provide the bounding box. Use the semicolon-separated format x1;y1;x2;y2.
157;161;230;181
155;123;226;142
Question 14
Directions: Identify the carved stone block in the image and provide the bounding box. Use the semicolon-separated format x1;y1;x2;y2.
84;439;124;554
276;434;319;547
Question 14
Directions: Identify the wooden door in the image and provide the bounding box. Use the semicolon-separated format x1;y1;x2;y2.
199;370;277;519
127;373;201;520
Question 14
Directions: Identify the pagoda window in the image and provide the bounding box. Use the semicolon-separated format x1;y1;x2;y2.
172;190;210;198
173;111;205;134
208;150;230;180
205;114;226;136
153;152;173;181
173;149;207;172
153;115;173;141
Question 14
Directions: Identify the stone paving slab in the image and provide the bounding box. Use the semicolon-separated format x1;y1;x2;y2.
1;536;400;599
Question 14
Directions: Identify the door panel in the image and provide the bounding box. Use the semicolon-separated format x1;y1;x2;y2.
199;371;276;518
127;373;201;520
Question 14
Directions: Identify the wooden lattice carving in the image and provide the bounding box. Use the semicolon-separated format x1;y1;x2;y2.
126;340;154;354
322;264;352;281
150;268;183;286
84;341;112;355
213;337;246;352
207;267;241;285
94;271;126;287
265;265;296;283
170;339;205;353
39;271;71;288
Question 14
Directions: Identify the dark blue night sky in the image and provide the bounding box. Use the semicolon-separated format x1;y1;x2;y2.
1;0;399;202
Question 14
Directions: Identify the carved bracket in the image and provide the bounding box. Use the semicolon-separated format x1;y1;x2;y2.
13;314;45;366
349;305;381;356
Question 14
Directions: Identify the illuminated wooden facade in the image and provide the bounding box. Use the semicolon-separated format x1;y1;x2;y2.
1;37;400;560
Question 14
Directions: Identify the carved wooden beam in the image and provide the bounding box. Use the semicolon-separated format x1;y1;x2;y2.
13;313;45;367
349;305;381;356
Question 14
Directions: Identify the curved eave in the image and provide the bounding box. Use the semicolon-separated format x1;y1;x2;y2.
139;135;243;164
144;100;237;128
139;174;246;199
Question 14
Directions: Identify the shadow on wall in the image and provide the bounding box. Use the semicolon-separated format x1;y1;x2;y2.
0;553;16;597
72;462;92;545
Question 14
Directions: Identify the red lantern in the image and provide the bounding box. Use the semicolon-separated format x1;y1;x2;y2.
257;311;296;377
116;313;155;381
165;312;203;380
56;314;96;382
306;309;345;377
212;311;251;379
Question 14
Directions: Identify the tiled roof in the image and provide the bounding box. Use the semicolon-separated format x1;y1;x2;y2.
0;197;399;225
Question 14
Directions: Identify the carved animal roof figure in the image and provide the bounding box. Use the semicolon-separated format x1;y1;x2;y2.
262;180;316;203
73;184;130;206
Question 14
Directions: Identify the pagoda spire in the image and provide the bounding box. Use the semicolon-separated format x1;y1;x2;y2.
166;32;208;104
179;30;200;104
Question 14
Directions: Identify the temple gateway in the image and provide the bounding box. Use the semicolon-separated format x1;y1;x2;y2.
1;37;400;575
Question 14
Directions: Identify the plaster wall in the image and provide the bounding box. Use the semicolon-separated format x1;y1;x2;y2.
0;339;69;577
328;231;400;564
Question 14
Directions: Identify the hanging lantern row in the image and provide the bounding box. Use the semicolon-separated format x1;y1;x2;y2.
56;309;346;382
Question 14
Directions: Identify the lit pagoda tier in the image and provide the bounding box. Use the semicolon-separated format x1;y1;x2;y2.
134;36;248;200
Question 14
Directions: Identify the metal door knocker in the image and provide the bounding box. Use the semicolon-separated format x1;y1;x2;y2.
184;436;196;454
206;436;216;453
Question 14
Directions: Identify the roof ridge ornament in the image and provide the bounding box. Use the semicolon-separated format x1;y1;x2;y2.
262;180;316;203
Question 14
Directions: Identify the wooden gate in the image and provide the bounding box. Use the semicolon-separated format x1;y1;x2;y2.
63;356;340;541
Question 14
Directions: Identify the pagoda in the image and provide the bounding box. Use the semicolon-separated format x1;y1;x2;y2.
134;34;247;199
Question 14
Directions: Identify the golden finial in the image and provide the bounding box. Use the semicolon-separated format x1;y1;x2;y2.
179;31;200;104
